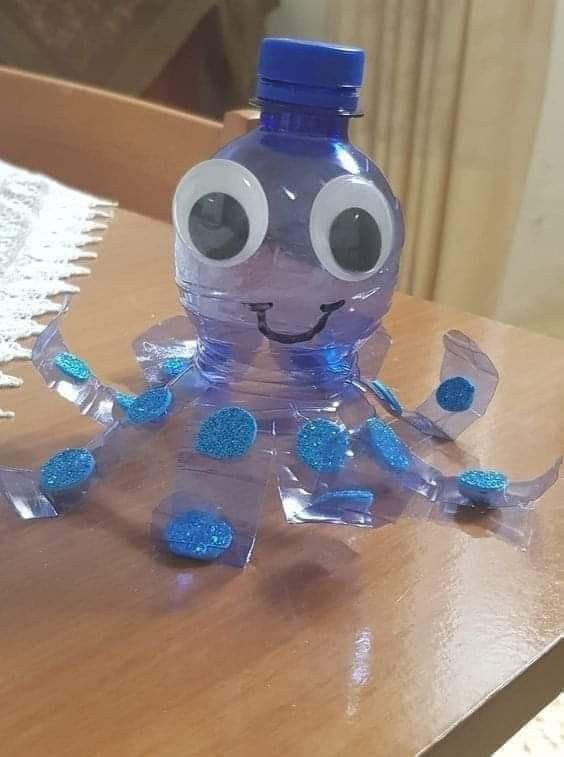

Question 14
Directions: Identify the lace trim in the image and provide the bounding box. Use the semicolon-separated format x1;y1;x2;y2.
0;160;116;417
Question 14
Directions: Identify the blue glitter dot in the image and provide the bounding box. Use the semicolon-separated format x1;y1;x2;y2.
457;469;507;503
368;379;403;416
126;387;172;424
195;406;257;459
39;447;96;494
113;391;136;410
162;509;233;560
296;418;349;472
436;376;475;412
161;356;192;381
363;418;411;474
53;352;91;383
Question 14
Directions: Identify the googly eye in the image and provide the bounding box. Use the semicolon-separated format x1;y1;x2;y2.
173;159;268;267
309;175;395;281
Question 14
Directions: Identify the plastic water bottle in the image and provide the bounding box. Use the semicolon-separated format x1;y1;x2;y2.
2;39;556;564
173;37;404;398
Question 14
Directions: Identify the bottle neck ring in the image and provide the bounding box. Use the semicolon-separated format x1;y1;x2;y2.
256;101;361;139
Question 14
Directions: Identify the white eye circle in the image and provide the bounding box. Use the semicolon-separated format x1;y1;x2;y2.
309;175;395;281
173;159;268;267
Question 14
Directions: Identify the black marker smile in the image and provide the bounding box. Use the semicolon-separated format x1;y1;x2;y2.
246;300;346;344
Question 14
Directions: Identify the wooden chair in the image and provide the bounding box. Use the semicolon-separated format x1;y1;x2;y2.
0;66;259;222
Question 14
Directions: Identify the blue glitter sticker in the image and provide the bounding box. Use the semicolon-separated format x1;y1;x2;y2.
195;406;257;459
113;391;136;410
161;356;192;381
436;376;475;412
53;352;91;383
296;418;349;472
126;386;172;424
457;469;507;504
368;379;403;416
162;509;233;560
363;418;411;474
39;447;96;494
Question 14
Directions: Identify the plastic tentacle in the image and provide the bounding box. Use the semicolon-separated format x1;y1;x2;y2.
367;325;392;377
0;430;107;519
131;316;197;385
149;390;272;567
440;456;563;511
360;331;499;441
32;309;117;426
0;467;58;519
0;350;208;520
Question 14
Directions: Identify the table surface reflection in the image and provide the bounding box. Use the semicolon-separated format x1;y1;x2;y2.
1;209;562;757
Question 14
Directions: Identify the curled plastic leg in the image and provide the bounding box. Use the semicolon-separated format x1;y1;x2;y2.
357;416;561;544
277;462;412;528
277;406;413;529
0;467;58;519
151;396;273;567
353;417;446;504
356;416;561;506
32;309;117;425
131;316;197;386
278;399;561;548
428;457;563;545
0;359;207;520
439;457;563;511
0;432;106;518
360;330;499;441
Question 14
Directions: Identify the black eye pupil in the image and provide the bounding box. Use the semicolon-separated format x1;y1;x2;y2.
189;192;249;261
329;207;381;272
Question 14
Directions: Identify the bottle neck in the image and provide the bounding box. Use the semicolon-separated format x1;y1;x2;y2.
193;331;361;401
259;102;351;140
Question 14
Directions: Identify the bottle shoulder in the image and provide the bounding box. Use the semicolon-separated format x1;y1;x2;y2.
215;128;368;172
212;128;399;213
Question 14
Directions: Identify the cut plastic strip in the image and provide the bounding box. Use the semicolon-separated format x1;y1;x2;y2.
0;467;58;518
0;428;109;519
360;331;499;441
31;310;116;426
402;330;499;440
439;457;562;511
131;316;197;385
277;406;413;529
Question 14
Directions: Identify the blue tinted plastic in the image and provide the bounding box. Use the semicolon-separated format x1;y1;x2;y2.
175;105;404;398
0;39;559;563
256;38;364;112
31;308;117;426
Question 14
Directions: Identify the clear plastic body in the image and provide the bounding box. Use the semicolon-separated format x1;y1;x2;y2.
0;100;560;562
174;105;404;398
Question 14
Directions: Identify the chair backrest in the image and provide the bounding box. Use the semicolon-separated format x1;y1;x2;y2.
0;66;258;221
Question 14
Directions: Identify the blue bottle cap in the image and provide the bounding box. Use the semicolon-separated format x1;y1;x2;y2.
255;37;364;112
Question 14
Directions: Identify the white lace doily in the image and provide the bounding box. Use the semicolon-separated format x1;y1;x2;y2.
0;160;116;418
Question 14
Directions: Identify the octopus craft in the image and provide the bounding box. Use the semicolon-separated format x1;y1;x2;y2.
0;38;560;567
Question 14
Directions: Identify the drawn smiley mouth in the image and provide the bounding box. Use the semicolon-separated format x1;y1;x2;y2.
246;300;346;344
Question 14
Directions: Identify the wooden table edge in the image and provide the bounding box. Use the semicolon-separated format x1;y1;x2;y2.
421;635;563;756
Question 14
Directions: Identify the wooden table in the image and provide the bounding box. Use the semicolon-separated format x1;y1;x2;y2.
1;209;563;757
